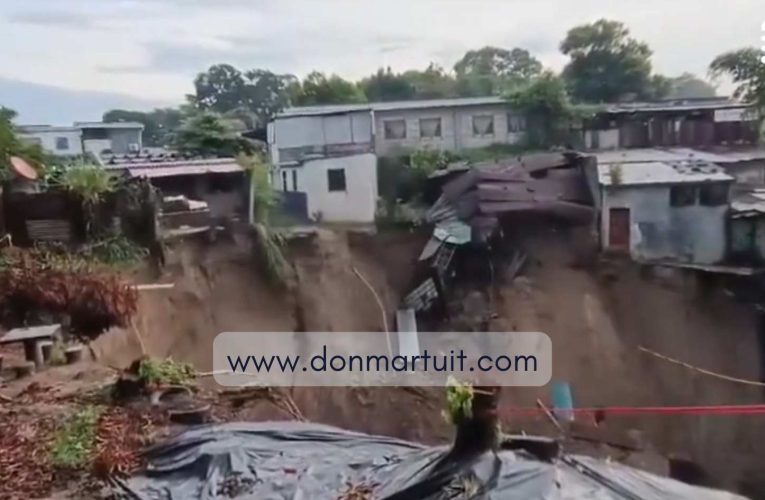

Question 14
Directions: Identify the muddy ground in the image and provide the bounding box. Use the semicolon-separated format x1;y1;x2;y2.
79;226;765;496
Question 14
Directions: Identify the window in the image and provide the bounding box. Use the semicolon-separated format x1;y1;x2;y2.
670;185;696;207
508;114;526;133
327;168;346;192
383;119;406;140
292;170;298;191
699;183;729;206
472;115;495;136
419;118;442;138
281;170;288;191
55;137;69;150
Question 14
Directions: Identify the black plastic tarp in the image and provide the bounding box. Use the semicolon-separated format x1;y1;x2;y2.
115;421;746;500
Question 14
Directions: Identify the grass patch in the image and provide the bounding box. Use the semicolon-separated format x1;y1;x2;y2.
443;376;474;425
138;358;196;386
50;406;102;469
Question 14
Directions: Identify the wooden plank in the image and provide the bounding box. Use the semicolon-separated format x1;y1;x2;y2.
133;283;175;290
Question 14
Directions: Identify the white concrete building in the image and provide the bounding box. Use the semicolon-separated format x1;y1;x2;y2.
587;157;734;265
18;121;144;157
17;125;83;156
268;106;378;223
267;97;529;223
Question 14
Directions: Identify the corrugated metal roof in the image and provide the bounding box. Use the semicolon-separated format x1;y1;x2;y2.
597;160;733;186
707;148;765;163
731;187;765;215
602;99;750;114
123;159;243;178
18;125;81;133
596;148;722;165
276;97;751;119
277;96;508;118
74;121;144;129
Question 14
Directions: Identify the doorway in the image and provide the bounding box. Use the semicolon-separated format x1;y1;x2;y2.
608;208;630;251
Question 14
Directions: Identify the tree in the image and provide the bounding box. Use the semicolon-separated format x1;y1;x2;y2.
709;48;765;110
189;65;299;128
292;72;366;106
0;105;46;180
402;64;457;99
241;69;299;126
103;108;183;147
360;68;417;102
454;46;543;96
191;64;247;113
505;72;575;147
665;73;717;99
172;111;252;156
560;19;657;102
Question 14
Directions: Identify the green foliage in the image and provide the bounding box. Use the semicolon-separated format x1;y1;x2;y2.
50;406;102;469
402;64;458;99
292;72;366;106
506;72;575;147
86;235;148;267
709;47;765;112
138;358;196;386
172;111;252;156
238;153;280;223
455;46;543;96
360;67;417;102
410;148;456;175
57;163;118;205
443;376;474;424
609;164;623;185
189;65;298;127
665;73;717;99
560;19;658;102
237;154;289;285
0;105;48;181
252;221;289;285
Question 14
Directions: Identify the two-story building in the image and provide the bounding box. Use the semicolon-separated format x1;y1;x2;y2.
268;96;758;224
18;121;144;158
268;97;530;223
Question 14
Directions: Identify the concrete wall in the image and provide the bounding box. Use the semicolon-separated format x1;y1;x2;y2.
373;104;525;156
272;112;373;164
584;129;620;150
19;130;83;156
83;139;113;156
601;184;728;264
274;153;377;223
107;128;142;154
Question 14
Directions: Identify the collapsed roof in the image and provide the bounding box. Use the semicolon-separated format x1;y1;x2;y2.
426;152;594;242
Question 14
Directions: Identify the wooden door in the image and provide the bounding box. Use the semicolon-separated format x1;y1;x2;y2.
608;208;630;251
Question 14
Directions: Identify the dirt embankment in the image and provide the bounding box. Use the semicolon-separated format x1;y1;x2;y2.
491;229;765;495
92;226;764;494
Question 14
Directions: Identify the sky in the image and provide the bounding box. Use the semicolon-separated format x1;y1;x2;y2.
1;0;763;124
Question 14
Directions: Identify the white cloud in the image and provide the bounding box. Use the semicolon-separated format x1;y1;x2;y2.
0;0;762;103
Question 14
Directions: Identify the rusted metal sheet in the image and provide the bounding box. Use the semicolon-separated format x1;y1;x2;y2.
427;152;594;244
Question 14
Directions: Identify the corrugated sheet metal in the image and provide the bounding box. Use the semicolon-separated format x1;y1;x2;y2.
597;161;733;186
126;161;243;178
26;219;72;242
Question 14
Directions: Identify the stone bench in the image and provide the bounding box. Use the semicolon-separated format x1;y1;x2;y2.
0;324;62;368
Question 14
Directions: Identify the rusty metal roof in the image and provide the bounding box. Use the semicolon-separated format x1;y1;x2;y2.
426;152;594;241
117;158;244;178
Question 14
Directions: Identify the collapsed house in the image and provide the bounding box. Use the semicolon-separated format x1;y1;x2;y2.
404;152;594;314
